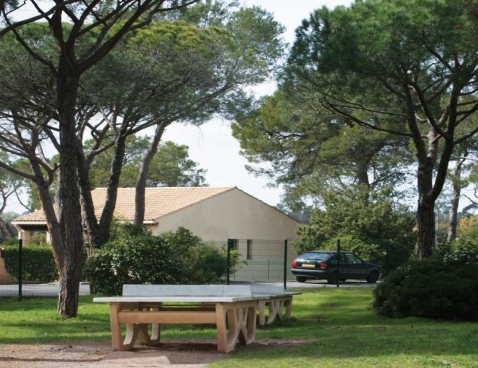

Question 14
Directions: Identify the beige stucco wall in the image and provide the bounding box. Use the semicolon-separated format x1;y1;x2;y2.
152;188;299;241
150;188;300;282
230;238;298;282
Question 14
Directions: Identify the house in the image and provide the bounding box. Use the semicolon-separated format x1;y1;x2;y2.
11;187;301;282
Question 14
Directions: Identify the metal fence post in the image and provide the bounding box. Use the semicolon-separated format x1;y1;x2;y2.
283;239;288;289
226;239;232;285
18;238;22;300
337;239;341;288
384;240;390;276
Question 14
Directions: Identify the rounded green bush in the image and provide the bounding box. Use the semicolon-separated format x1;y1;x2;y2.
83;225;233;295
83;226;181;295
373;243;478;321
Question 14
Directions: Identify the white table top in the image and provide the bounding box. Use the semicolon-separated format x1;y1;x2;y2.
93;296;258;303
93;292;299;304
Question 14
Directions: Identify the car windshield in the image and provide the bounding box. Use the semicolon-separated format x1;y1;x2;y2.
298;252;330;261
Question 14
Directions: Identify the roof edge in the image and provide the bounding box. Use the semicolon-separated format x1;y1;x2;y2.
232;187;301;224
151;186;236;221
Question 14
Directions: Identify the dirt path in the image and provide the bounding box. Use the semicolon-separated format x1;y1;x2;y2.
0;340;227;368
0;339;308;367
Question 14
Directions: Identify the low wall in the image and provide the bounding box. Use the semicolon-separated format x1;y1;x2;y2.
0;248;14;284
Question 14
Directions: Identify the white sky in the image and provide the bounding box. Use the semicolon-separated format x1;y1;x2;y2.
160;0;354;208
5;0;354;213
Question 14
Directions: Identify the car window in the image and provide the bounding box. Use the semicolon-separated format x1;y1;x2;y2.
345;253;359;264
299;252;329;261
355;254;365;263
329;254;347;264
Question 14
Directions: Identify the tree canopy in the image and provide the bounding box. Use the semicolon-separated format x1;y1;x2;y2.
232;89;414;212
0;0;284;317
0;0;201;318
284;0;478;258
87;137;207;188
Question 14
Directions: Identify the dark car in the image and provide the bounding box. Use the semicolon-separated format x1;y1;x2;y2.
291;250;382;284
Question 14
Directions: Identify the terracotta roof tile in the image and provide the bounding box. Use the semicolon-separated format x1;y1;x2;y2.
13;209;48;223
13;187;235;223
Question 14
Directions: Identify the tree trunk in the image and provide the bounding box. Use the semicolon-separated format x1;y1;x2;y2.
96;133;128;245
77;147;99;257
0;187;15;239
414;123;456;258
447;159;464;242
29;161;63;279
0;217;14;239
416;193;435;259
415;126;438;260
134;123;167;225
55;59;84;318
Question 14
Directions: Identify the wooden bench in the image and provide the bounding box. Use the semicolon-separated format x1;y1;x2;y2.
93;284;299;353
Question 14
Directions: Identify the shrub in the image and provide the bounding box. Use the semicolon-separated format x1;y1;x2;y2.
441;240;478;265
83;225;180;295
83;225;235;295
322;236;382;264
0;238;18;247
160;227;242;283
292;187;416;270
183;244;227;283
1;244;57;282
373;243;478;321
457;215;478;240
29;231;47;246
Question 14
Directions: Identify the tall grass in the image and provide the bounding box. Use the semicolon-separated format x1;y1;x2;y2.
0;288;477;367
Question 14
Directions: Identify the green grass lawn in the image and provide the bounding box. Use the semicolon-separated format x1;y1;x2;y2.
0;288;477;367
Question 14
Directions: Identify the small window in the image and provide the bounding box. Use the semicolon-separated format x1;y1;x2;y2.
247;240;253;260
229;239;239;251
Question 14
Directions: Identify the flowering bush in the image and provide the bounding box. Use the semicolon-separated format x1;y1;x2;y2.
441;241;478;266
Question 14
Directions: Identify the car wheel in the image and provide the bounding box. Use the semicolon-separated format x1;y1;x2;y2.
366;271;379;283
327;272;338;284
296;276;307;283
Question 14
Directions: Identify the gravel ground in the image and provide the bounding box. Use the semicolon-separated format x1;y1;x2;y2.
0;339;309;368
0;340;226;368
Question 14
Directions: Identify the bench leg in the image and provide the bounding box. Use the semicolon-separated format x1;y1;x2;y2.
257;300;267;326
150;307;161;345
238;304;256;345
258;297;294;325
284;297;292;319
269;299;283;324
110;302;145;350
109;302;125;351
216;301;256;353
110;302;157;350
124;323;150;348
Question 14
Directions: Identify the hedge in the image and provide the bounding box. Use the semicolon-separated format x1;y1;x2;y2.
1;244;57;282
373;241;478;321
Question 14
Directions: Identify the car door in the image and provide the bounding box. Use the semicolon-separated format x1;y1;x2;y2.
344;253;367;279
329;253;350;279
